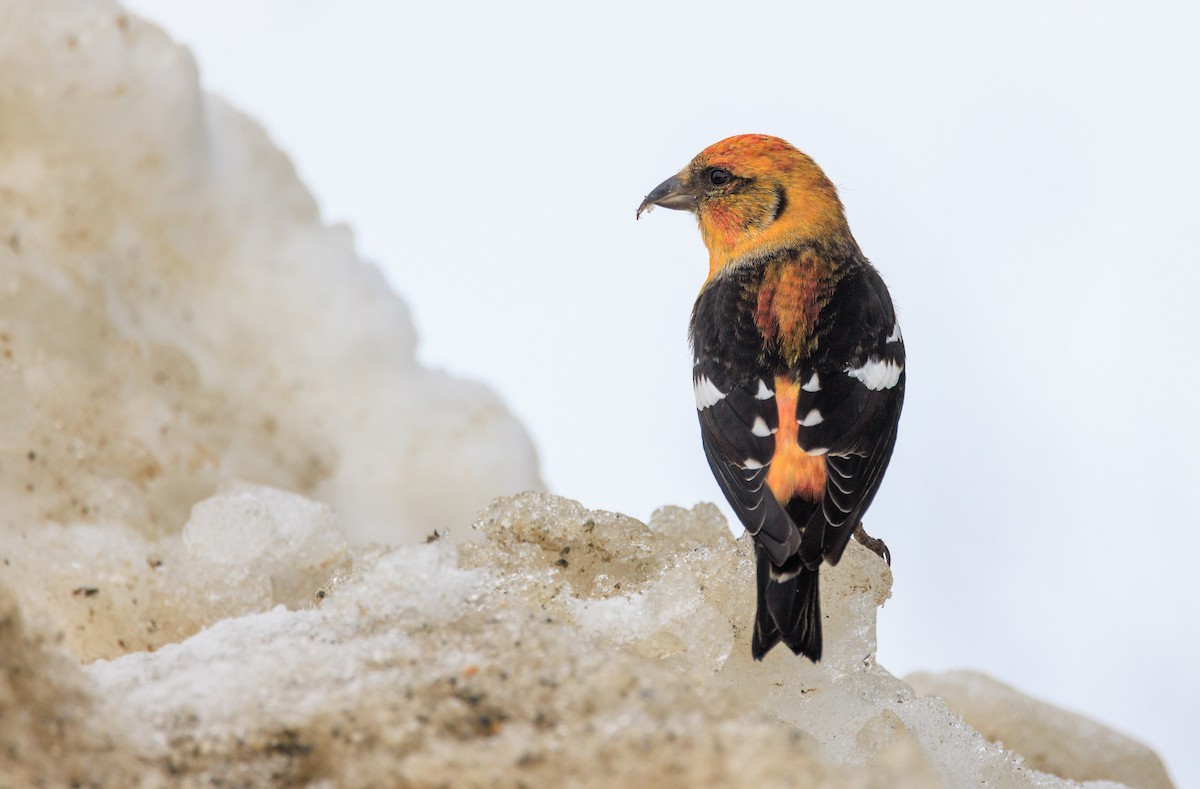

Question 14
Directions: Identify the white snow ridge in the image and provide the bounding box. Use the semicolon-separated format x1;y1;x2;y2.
0;1;1174;788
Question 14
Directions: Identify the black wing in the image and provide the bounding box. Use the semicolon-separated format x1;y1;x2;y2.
792;263;906;565
694;362;801;565
689;264;801;566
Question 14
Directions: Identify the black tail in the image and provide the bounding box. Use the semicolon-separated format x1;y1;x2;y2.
751;547;822;662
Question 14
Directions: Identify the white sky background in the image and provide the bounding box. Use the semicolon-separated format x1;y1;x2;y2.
124;1;1198;784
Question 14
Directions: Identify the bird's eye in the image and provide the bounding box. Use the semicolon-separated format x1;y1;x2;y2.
709;168;732;186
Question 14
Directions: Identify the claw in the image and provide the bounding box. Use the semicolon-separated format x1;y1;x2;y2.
853;522;891;565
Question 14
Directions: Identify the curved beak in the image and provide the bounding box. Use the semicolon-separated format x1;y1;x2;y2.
637;174;698;219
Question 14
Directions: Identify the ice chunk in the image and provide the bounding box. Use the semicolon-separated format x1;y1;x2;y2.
182;483;348;612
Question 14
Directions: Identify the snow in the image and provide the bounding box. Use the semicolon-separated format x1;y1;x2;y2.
0;1;1177;786
5;490;1166;786
0;0;540;551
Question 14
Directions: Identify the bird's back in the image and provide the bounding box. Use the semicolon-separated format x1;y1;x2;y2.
690;241;904;660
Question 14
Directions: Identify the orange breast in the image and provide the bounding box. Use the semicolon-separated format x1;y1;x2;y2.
753;253;834;366
765;376;826;504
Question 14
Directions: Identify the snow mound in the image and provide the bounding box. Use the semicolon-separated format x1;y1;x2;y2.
4;491;1146;786
0;0;539;658
0;0;539;547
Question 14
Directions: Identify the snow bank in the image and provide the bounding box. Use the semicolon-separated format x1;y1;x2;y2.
2;491;1162;786
0;0;539;656
0;0;539;547
0;1;1173;787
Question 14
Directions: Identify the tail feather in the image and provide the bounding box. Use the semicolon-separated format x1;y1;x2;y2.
752;546;781;659
751;548;823;662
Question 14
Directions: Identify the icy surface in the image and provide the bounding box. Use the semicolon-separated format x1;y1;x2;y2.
18;491;1136;787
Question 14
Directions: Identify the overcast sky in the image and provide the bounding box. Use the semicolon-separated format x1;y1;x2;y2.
124;1;1199;784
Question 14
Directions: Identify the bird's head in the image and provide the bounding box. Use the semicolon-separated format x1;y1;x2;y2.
638;134;851;279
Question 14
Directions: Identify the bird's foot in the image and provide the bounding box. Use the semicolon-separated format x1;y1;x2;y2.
853;522;891;566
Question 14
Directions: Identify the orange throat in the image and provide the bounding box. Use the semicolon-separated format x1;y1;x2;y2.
699;180;849;282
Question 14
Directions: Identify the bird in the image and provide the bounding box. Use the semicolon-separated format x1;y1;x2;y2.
637;134;904;662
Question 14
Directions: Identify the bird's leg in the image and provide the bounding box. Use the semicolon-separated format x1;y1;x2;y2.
853;522;891;566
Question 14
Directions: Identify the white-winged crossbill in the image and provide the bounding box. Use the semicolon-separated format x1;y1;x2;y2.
639;134;905;662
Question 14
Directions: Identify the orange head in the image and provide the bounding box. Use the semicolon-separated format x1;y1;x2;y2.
638;134;851;280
